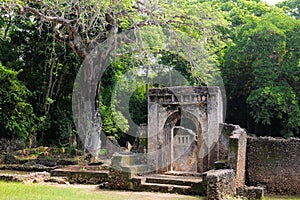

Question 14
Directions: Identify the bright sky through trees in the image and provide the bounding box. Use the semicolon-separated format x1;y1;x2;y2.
263;0;284;4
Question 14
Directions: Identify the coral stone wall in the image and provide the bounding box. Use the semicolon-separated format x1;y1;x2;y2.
246;137;300;194
0;139;25;152
205;169;236;200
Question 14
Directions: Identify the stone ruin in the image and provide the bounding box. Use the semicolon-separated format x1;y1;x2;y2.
109;86;253;199
1;86;299;199
108;85;300;199
147;86;223;173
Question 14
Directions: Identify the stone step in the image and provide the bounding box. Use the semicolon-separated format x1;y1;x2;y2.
145;174;202;186
164;171;202;177
140;182;191;194
0;164;55;172
132;174;205;195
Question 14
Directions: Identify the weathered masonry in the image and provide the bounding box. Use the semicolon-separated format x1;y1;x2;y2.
147;86;224;173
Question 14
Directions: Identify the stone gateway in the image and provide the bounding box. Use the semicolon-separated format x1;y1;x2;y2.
147;86;224;174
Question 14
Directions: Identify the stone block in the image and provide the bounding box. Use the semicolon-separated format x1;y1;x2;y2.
237;185;264;199
111;153;137;168
205;169;236;200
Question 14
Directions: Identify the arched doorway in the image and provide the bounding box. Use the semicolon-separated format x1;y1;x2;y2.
162;110;203;173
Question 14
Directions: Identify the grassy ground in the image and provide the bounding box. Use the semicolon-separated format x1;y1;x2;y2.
0;181;203;200
0;181;299;200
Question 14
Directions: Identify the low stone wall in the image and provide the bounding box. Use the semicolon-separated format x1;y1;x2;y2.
2;153;78;167
246;137;300;194
0;139;25;153
204;169;236;200
237;185;264;199
51;168;109;184
106;168;132;190
0;171;68;184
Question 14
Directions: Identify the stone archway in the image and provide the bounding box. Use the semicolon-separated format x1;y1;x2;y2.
147;86;223;174
161;111;203;173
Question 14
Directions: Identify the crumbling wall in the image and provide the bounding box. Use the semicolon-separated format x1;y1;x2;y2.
106;136;125;158
217;124;247;188
204;169;236;200
228;125;247;188
236;185;264;199
246;137;300;194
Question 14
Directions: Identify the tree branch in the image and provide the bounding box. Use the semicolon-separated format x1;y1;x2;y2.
3;15;13;41
20;4;87;60
23;6;77;26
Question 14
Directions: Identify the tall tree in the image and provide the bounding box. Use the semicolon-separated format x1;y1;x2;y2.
277;0;300;19
0;9;80;146
1;0;230;154
0;63;36;141
222;13;300;137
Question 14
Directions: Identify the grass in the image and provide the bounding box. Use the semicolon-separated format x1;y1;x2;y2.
0;181;203;200
1;181;300;200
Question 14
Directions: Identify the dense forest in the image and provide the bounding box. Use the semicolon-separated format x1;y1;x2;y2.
0;0;299;148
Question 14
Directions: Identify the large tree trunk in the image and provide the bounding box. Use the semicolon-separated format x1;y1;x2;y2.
19;4;118;160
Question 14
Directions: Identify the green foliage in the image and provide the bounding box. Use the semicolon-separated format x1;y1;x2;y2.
129;85;147;126
277;0;300;19
100;49;198;142
247;84;300;135
0;63;36;140
100;55;131;139
1;0;300;145
0;11;80;145
222;12;300;137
